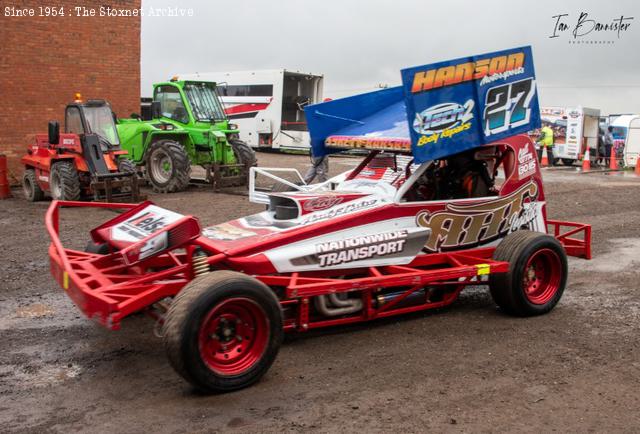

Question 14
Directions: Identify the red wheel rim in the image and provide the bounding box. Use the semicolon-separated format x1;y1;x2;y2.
522;248;562;305
198;297;269;376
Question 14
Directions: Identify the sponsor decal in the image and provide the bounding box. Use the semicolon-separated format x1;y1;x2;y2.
38;175;49;182
414;100;474;146
416;182;538;251
300;199;379;225
302;196;343;212
315;230;408;267
202;223;256;241
62;138;75;145
517;147;537;179
325;135;411;152
138;232;168;260
112;206;181;242
410;52;525;93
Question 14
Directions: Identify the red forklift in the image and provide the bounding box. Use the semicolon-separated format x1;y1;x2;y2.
21;96;143;202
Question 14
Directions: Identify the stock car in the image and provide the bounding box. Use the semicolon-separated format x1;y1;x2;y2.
45;48;591;392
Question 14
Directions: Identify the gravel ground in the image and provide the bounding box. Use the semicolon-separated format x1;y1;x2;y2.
1;152;639;433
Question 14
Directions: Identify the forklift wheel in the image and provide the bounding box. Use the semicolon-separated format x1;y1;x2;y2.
117;158;137;174
50;161;81;201
22;169;45;202
163;271;283;393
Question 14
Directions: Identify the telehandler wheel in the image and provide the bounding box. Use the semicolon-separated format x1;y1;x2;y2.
230;139;257;168
164;271;283;393
490;230;567;317
50;161;81;201
145;140;191;193
22;168;45;202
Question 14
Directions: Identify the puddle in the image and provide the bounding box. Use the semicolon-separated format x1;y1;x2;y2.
0;363;82;388
15;303;55;318
588;238;640;273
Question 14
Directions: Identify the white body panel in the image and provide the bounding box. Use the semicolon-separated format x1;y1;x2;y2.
179;69;324;150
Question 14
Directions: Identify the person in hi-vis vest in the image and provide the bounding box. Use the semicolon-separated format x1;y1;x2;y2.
536;125;555;166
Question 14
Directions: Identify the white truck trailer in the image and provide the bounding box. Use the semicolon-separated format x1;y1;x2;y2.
539;106;600;165
179;69;324;150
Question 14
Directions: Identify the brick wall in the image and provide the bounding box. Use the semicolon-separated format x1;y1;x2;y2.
0;0;141;183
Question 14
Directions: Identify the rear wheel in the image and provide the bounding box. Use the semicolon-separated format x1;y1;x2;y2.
145;140;191;193
489;230;567;316
164;271;283;393
22;168;45;202
50;161;81;201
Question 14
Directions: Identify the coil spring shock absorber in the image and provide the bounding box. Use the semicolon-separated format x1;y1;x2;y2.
192;248;210;277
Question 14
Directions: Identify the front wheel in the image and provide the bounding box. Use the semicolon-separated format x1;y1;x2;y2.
50;161;81;201
163;271;283;393
230;139;257;168
489;230;568;316
561;158;575;167
145;140;191;193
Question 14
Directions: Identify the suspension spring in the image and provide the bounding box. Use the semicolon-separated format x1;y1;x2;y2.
192;253;210;277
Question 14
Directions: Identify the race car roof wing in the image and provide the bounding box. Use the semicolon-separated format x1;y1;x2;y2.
305;46;541;164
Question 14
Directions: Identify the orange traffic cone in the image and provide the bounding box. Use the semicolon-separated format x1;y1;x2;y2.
581;148;591;172
634;160;640;176
609;147;618;170
541;147;549;167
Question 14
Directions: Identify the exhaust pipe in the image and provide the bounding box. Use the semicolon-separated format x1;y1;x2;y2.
314;293;362;317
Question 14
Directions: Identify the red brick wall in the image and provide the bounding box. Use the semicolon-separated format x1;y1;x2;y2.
0;0;141;183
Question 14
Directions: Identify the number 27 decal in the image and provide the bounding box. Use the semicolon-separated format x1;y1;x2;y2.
483;78;535;136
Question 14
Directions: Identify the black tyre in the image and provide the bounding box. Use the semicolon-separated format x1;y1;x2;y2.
50;161;81;201
84;240;110;255
489;230;567;316
22;168;45;202
117;158;137;174
230;139;257;168
561;158;575;167
164;271;283;393
145;140;191;193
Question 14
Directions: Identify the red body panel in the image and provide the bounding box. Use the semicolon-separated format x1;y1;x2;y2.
21;133;123;192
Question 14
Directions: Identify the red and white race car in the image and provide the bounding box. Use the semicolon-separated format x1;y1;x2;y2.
46;133;590;392
45;50;591;392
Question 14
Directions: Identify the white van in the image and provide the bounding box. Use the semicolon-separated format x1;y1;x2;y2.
179;69;324;150
610;115;640;167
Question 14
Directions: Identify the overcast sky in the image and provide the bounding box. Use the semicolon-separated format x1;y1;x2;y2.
141;0;640;114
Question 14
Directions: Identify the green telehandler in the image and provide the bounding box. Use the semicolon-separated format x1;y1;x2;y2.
116;79;256;193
